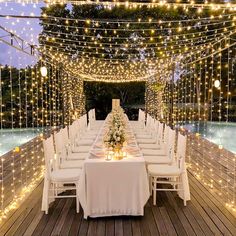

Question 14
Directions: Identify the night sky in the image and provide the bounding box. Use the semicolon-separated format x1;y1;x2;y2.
0;2;43;67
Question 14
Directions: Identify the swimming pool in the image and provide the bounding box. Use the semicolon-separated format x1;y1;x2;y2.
0;128;43;156
183;122;236;154
0;122;235;156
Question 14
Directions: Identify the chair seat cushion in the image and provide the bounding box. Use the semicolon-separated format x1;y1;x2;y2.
134;130;148;134
148;164;181;176
136;134;153;139
68;152;89;160
137;139;157;144
142;149;167;156
82;134;97;139
51;169;81;182
139;143;161;149
72;146;91;153
60;160;84;169
76;139;94;146
143;156;172;164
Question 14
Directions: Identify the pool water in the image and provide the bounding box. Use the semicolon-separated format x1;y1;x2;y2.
184;122;236;154
0;122;235;156
0;128;43;156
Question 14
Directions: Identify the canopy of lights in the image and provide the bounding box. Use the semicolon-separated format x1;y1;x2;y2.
1;0;236;83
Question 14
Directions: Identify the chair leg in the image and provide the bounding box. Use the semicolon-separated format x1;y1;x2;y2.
45;194;49;215
153;177;157;206
76;184;80;213
45;181;50;214
149;175;152;195
182;178;187;206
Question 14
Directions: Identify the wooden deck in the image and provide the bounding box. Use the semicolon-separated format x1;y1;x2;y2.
0;171;236;236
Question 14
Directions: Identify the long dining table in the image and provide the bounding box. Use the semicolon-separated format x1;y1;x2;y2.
78;114;150;219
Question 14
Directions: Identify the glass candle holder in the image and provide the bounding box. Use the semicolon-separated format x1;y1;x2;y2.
105;150;113;161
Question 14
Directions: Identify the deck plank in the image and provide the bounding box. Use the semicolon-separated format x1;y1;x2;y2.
114;218;123;236
122;217;132;236
105;218;114;236
1;171;236;236
50;198;73;235
131;218;141;236
189;172;236;226
87;219;98;236
59;200;76;236
159;192;188;236
96;219;105;236
68;209;83;236
189;181;234;235
10;198;42;236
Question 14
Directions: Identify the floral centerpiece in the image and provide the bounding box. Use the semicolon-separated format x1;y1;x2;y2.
104;107;126;159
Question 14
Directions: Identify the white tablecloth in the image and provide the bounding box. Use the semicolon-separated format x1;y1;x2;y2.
78;158;149;218
78;115;150;218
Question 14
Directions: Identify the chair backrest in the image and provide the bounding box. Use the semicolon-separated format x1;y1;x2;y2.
54;130;65;154
61;127;69;145
166;129;176;161
138;109;142;122
69;122;77;144
167;129;176;148
150;120;159;139
156;122;164;144
43;136;55;178
146;114;152;128
138;109;145;127
80;114;88;130
176;133;187;171
88;110;93;123
163;125;170;143
92;109;96;121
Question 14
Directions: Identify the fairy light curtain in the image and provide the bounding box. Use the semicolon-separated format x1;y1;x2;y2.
0;55;85;222
0;40;85;221
34;3;236;82
160;41;236;213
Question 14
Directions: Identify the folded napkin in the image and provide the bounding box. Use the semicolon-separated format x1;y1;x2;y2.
89;150;105;159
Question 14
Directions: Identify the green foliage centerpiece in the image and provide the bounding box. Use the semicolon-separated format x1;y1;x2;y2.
104;107;126;160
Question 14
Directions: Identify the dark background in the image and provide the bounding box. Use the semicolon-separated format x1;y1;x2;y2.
84;81;146;120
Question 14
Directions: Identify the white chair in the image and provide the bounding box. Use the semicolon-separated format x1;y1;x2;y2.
53;131;86;168
136;118;157;140
42;136;81;214
88;109;104;131
141;126;173;156
143;128;176;165
148;133;187;206
135;114;153;132
54;131;89;161
130;109;145;129
136;121;160;144
132;109;145;129
69;122;94;147
139;123;164;149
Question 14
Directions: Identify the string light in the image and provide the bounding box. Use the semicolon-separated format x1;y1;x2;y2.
40;66;47;77
214;79;220;88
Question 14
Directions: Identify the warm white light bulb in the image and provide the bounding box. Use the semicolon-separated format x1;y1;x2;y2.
40;66;47;77
214;80;220;88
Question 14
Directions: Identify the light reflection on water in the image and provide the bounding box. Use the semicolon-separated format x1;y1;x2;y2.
184;122;236;154
0;128;43;156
